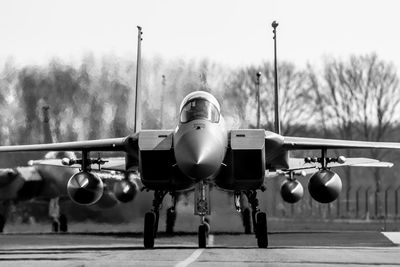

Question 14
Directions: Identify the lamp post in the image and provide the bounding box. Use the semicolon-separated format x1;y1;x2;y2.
134;26;143;133
272;21;280;134
256;72;261;128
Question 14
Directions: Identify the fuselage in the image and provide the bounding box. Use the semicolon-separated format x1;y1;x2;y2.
173;91;228;182
139;90;267;192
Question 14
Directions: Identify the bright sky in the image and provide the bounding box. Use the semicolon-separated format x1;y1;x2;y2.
1;0;399;68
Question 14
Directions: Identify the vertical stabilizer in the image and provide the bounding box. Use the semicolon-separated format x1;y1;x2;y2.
272;21;281;135
42;106;53;143
134;26;143;133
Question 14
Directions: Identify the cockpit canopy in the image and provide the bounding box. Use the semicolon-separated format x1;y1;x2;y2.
180;97;220;123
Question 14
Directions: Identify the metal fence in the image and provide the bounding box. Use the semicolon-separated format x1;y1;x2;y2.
266;185;400;220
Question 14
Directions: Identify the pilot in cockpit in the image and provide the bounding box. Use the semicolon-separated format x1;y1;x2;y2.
180;98;219;123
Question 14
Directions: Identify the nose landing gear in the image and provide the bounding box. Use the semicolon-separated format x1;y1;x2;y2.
195;181;210;248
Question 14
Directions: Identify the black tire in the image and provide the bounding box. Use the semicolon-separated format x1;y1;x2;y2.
59;214;68;233
256;212;268;248
166;208;176;235
198;224;207;248
154;211;160;238
0;214;6;233
242;208;252;234
52;220;59;233
252;210;257;237
203;221;210;236
144;212;156;248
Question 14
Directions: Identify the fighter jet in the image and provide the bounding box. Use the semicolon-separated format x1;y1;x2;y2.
0;27;400;249
0;106;139;233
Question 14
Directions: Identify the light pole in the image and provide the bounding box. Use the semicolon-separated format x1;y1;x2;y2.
256;72;262;128
272;21;280;134
134;26;143;133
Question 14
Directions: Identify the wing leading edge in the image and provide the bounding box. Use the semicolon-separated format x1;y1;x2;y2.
286;157;393;174
29;157;127;172
283;136;400;150
0;135;137;152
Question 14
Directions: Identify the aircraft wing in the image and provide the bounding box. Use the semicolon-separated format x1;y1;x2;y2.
0;136;136;152
287;157;393;174
283;136;400;150
266;157;394;177
29;157;126;172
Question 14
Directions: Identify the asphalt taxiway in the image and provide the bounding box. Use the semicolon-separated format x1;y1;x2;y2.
0;231;398;266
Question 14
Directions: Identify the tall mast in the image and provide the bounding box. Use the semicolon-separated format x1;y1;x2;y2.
256;72;261;128
272;21;281;134
134;26;143;133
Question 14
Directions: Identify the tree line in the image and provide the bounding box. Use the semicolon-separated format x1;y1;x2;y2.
1;52;400;217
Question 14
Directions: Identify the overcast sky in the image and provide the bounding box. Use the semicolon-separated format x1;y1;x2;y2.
1;0;399;68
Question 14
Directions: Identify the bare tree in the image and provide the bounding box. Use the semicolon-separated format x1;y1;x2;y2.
224;62;314;135
224;62;314;215
313;54;400;216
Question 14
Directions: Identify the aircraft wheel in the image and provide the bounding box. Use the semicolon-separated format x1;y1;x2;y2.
52;220;59;233
255;212;268;248
166;207;176;235
203;221;210;236
204;217;211;234
59;214;68;233
154;211;160;238
198;224;207;248
0;214;6;233
144;212;156;249
242;208;252;234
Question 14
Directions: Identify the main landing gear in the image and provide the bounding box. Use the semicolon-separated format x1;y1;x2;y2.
234;192;252;234
49;197;68;233
143;186;266;249
166;193;177;235
235;190;268;248
144;190;167;248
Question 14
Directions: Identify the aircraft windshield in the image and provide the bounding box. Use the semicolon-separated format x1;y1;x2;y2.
180;98;220;123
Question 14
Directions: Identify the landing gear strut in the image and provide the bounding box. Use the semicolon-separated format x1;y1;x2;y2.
49;197;68;233
144;190;167;248
195;181;210;248
234;192;252;234
242;207;252;234
166;193;177;235
244;190;268;248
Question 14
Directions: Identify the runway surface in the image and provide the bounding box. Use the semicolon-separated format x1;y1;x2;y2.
0;231;398;266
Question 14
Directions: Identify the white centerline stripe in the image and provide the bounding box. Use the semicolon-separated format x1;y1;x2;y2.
174;248;204;267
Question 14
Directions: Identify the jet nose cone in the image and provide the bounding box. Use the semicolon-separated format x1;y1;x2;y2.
175;131;223;180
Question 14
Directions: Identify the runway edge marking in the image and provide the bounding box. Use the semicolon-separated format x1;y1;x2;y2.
174;248;204;267
382;232;400;245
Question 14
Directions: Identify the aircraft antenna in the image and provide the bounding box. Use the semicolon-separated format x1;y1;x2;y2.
134;26;143;133
272;21;281;134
